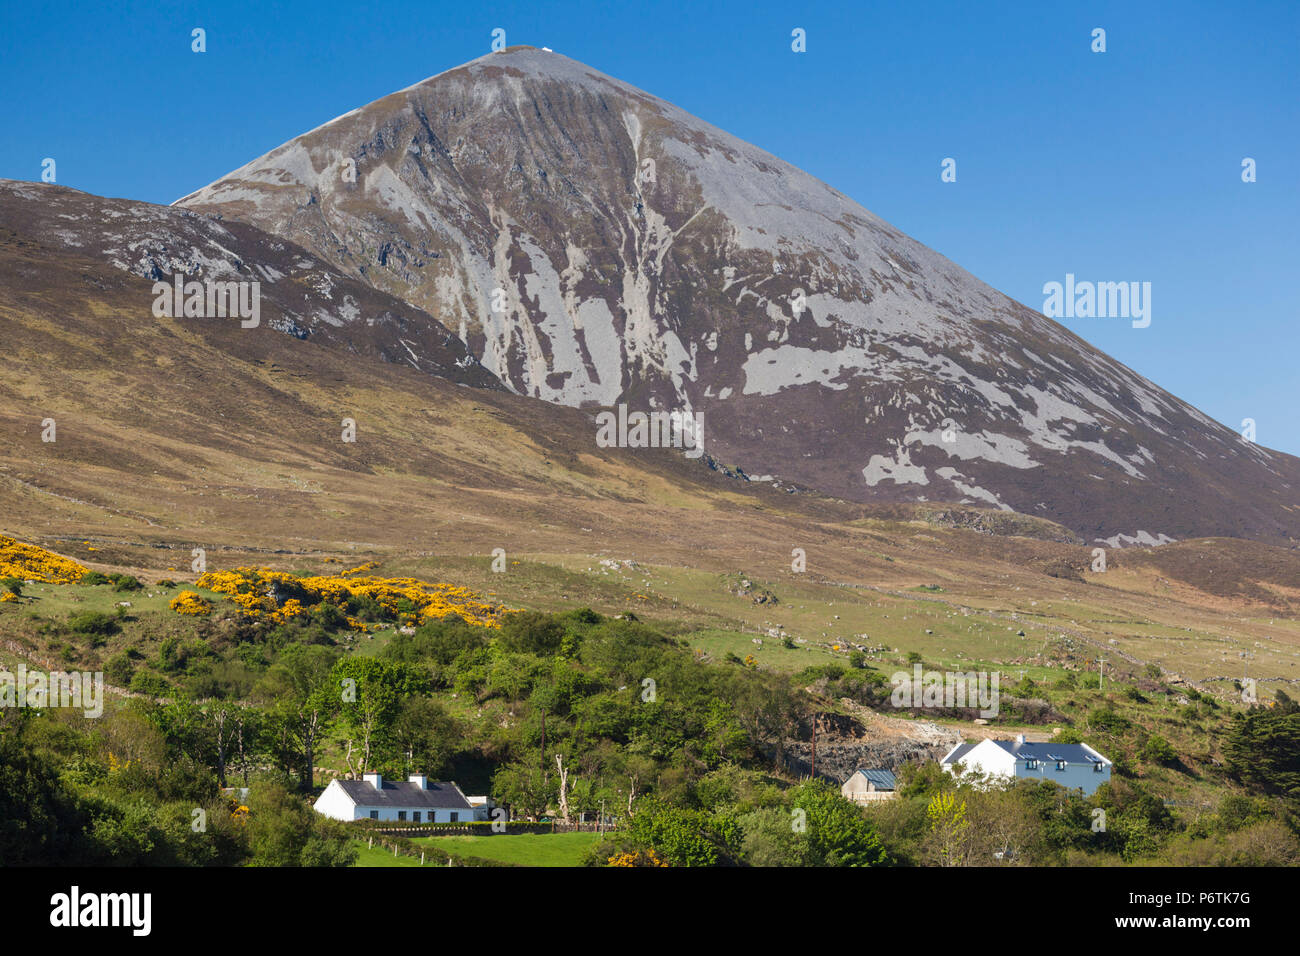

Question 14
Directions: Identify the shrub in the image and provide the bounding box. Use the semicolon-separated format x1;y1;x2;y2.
498;611;565;655
110;574;143;592
310;602;349;629
104;652;135;687
1141;735;1177;766
0;577;22;597
129;671;171;696
169;591;213;617
1088;707;1131;733
66;611;121;637
81;571;110;586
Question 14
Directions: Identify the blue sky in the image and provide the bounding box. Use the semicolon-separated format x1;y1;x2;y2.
4;0;1296;455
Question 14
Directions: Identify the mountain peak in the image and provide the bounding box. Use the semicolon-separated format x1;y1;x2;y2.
173;53;1300;544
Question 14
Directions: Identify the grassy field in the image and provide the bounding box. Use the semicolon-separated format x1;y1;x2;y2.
351;841;426;867
412;832;601;867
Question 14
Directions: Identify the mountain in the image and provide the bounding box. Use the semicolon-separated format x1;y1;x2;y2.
2;181;500;389
134;48;1300;544
0;179;784;553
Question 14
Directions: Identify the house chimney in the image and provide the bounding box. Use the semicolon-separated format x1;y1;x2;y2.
363;772;383;790
408;773;428;790
1015;734;1026;746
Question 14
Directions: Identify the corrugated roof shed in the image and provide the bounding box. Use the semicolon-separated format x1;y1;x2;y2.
850;768;898;790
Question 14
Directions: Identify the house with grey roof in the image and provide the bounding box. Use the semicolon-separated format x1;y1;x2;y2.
842;768;898;804
940;735;1112;795
313;772;490;823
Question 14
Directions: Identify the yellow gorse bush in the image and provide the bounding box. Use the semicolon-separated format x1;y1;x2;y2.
0;535;89;584
169;591;214;616
193;567;507;630
607;849;668;867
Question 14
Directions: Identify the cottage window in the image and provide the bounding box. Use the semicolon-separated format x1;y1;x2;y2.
369;810;378;820
450;812;459;823
1025;759;1038;770
398;811;407;821
413;812;421;822
1093;762;1105;772
1055;760;1066;771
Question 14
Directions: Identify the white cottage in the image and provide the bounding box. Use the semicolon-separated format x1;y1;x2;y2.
313;773;488;823
940;735;1112;796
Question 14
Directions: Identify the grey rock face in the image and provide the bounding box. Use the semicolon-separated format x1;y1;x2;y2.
175;47;1300;544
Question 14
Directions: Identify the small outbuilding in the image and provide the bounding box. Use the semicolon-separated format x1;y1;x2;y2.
841;768;898;804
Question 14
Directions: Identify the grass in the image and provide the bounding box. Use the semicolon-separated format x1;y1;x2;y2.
412;831;601;867
351;841;426;867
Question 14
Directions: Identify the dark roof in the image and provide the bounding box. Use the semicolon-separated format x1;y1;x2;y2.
849;768;897;790
941;742;975;765
991;740;1109;764
336;779;473;810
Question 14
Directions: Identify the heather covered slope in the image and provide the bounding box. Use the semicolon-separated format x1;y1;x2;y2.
1;181;502;389
176;46;1300;545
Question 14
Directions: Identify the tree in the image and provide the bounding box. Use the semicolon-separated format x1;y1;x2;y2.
331;658;428;776
493;761;555;820
925;790;969;866
498;611;565;655
391;697;459;777
1223;708;1300;796
739;806;810;866
792;780;891;867
244;781;356;867
259;645;339;790
623;801;732;866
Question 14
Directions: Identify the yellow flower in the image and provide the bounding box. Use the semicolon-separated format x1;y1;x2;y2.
169;591;213;616
194;567;511;631
0;535;90;584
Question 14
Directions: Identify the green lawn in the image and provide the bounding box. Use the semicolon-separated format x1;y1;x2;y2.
413;831;601;867
351;841;426;867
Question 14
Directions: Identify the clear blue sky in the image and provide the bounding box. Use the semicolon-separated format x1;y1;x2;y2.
4;0;1296;455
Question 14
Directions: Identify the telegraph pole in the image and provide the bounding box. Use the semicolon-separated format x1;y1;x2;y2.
1098;655;1108;691
810;711;817;780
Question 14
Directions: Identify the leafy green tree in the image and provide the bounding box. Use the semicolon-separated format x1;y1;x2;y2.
739;806;810;866
331;657;429;775
792;779;891;867
259;645;340;790
924;790;969;866
498;611;566;655
623;801;734;866
244;781;355;867
0;719;88;863
391;697;460;777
